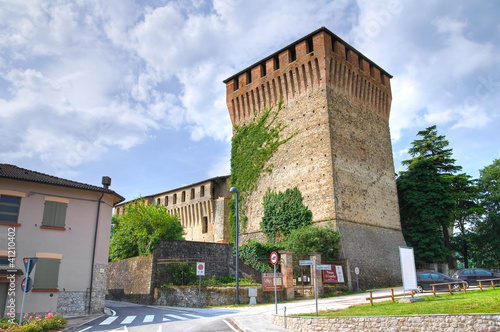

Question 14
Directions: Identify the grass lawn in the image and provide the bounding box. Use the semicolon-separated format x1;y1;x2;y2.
307;289;500;317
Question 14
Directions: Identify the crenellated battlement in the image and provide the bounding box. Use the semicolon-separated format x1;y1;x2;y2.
224;27;392;124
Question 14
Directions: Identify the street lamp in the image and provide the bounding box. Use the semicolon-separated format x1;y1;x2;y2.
229;186;240;305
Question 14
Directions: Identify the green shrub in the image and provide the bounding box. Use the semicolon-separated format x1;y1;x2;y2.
285;222;342;261
238;240;282;272
158;260;197;286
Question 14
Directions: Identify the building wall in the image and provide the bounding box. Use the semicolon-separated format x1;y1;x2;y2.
0;180;114;316
115;176;232;243
224;27;406;288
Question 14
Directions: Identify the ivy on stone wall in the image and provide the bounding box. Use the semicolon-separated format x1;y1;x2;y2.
229;100;294;241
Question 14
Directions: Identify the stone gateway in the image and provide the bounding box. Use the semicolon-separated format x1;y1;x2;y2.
224;27;406;288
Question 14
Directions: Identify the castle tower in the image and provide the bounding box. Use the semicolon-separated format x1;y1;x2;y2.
224;27;406;288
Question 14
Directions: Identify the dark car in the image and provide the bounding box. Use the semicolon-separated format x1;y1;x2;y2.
416;271;464;292
453;268;500;287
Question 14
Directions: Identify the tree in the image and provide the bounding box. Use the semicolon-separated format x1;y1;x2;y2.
284;223;342;261
401;125;462;268
402;125;462;175
260;187;313;244
450;174;482;268
470;159;500;266
397;159;454;265
109;198;184;261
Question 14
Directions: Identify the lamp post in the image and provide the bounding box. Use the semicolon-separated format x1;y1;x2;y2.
229;187;240;305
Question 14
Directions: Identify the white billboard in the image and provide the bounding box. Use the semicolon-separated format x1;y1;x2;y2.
399;247;417;291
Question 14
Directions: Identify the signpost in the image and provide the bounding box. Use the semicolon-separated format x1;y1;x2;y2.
299;260;314;266
270;252;278;314
196;262;205;305
20;257;37;324
355;267;360;292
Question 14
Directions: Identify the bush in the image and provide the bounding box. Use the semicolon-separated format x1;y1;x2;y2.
0;313;66;332
158;260;197;286
285;223;342;261
238;240;283;272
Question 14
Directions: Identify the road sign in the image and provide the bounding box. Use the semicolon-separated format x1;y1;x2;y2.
355;267;360;275
316;264;331;271
21;277;33;292
270;252;278;265
23;258;38;276
299;260;314;266
196;262;205;276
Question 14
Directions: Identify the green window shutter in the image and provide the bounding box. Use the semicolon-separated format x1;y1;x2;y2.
42;201;67;227
34;258;60;289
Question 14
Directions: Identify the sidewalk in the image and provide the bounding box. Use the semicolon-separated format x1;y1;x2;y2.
60;314;105;332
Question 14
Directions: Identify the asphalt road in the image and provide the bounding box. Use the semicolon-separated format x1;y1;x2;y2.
76;301;242;332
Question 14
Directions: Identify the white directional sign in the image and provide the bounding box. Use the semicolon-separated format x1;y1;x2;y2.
316;264;332;271
196;262;205;276
299;260;314;266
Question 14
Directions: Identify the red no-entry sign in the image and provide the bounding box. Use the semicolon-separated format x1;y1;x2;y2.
270;252;278;265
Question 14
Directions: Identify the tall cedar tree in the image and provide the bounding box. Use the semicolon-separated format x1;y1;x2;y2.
470;159;500;266
397;159;455;265
401;125;462;268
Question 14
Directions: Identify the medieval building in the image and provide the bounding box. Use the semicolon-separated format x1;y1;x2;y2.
114;175;232;243
223;27;406;288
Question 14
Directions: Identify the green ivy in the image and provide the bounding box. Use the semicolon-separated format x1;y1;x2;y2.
261;187;313;243
229;99;294;240
238;240;283;272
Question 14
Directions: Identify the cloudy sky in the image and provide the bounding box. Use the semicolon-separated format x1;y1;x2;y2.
1;0;498;201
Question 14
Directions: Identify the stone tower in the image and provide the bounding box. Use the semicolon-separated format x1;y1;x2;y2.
224;27;406;288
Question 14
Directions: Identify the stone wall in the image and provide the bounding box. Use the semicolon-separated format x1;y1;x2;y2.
56;291;89;316
272;313;500;331
153;240;234;284
90;263;108;314
154;286;284;307
106;255;154;304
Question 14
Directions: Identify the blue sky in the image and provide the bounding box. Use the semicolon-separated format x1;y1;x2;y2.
1;0;499;201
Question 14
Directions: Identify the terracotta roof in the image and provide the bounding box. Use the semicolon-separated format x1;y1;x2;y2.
0;163;125;204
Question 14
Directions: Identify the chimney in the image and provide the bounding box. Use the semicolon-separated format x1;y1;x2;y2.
102;176;111;189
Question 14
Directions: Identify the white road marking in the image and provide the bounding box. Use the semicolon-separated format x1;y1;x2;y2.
100;316;118;325
120;316;136;324
183;313;204;319
162;317;171;322
165;314;188;320
223;319;240;332
143;315;155;322
77;327;92;332
157;326;162;332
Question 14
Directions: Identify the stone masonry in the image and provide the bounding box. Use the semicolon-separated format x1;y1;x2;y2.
224;27;406;288
115;176;232;243
271;313;500;332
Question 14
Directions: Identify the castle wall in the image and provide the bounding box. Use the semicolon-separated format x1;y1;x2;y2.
225;27;406;288
114;176;232;243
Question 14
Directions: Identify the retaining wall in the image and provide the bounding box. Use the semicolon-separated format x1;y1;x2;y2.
272;313;500;331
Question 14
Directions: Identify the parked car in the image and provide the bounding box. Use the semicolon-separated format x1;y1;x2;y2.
453;268;500;287
416;271;464;292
